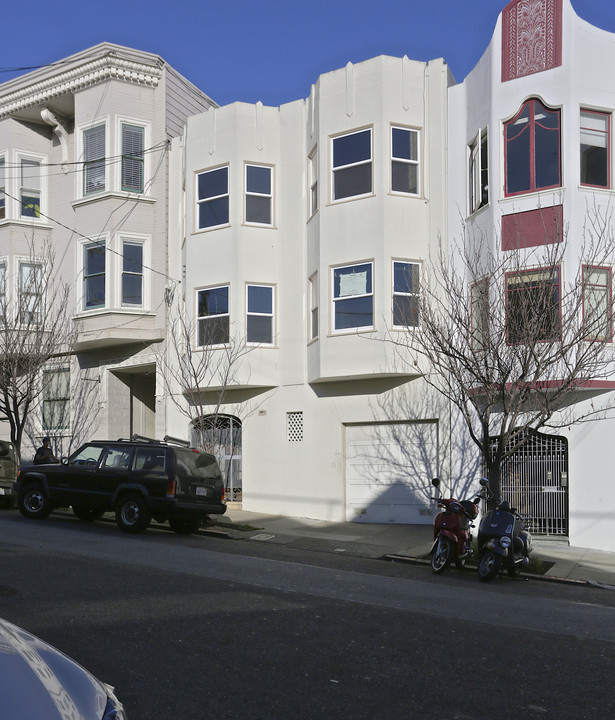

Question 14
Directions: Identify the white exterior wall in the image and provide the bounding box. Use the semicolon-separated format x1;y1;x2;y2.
448;0;615;551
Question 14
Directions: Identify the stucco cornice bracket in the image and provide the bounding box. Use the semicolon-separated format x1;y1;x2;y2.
41;107;70;172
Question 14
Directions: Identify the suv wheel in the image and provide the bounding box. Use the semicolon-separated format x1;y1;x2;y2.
18;483;52;519
115;494;151;533
169;517;202;535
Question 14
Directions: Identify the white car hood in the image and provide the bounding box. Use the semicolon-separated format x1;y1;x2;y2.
0;618;109;719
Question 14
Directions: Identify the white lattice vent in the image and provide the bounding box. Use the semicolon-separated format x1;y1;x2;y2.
287;411;303;442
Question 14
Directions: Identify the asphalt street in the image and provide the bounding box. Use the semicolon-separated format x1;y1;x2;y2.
1;511;613;719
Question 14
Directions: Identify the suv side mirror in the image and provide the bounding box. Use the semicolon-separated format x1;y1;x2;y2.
479;478;489;487
431;478;440;488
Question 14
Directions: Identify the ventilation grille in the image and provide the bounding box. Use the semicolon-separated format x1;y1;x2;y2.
287;412;303;442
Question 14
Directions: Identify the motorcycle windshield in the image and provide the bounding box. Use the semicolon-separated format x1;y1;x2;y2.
479;509;515;536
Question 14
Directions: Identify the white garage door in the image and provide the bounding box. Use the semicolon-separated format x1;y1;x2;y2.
345;421;438;523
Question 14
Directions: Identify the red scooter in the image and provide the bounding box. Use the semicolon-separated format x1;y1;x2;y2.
430;478;481;573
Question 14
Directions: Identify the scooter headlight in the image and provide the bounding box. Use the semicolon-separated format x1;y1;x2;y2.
500;536;511;548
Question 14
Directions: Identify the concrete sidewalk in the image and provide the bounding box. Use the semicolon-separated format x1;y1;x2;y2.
208;504;615;590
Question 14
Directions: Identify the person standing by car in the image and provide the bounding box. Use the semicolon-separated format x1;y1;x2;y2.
34;437;59;465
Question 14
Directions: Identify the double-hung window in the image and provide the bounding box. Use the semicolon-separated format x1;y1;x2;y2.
0;262;5;321
331;129;372;201
197;166;229;230
20;159;41;218
471;278;490;351
583;266;612;341
332;262;373;332
309;272;319;341
506;268;561;344
0;157;5;219
197;285;229;346
83;125;106;195
469;128;489;212
83;242;106;310
392;261;420;328
308;148;318;217
43;368;70;431
391;127;419;195
246;284;274;344
580;110;610;189
121;124;145;193
19;262;43;324
505;98;560;196
245;164;272;225
121;240;143;307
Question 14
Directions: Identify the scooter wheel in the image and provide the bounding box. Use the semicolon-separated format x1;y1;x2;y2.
477;551;502;582
431;537;453;574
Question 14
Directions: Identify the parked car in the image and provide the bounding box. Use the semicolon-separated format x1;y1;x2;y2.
15;435;226;534
0;439;18;508
0;616;127;719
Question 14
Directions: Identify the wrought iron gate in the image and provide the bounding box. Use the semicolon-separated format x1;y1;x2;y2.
492;430;568;536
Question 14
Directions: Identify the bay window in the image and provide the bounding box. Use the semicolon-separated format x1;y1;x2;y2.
331;129;372;201
580;110;610;188
20;158;41;218
506;268;561;343
83;242;106;310
583;266;612;341
121;124;145;193
391;127;420;195
83;125;106;195
247;284;274;344
332;262;373;332
245;164;273;225
197;285;229;346
19;261;43;324
392;261;421;328
121;241;144;307
197;166;229;230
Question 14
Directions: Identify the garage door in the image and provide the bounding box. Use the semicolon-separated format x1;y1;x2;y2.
345;421;438;523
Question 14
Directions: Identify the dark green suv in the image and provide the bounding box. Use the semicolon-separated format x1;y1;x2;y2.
15;436;226;534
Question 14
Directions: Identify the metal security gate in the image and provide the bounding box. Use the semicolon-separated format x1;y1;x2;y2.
493;430;568;536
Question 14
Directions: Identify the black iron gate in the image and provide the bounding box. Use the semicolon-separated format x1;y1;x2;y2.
491;430;569;536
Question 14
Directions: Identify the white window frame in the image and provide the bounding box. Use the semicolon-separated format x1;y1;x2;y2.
245;163;273;226
246;283;275;346
119;120;146;194
392;260;421;329
308;272;319;342
196;165;230;231
330;128;373;203
119;235;149;309
196;284;230;348
17;152;46;221
0;155;5;220
331;261;374;334
81;122;107;197
469;127;489;214
580;109;610;189
81;237;108;312
308;147;318;217
18;259;43;325
583;265;612;341
0;260;5;321
391;126;420;196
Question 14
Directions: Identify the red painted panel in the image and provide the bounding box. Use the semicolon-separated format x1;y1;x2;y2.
501;205;563;250
502;0;563;82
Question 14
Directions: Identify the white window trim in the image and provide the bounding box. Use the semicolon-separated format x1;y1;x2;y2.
390;125;421;197
16;151;47;221
330;260;375;334
308;271;319;342
469;127;489;214
115;116;151;196
16;255;44;326
195;164;230;233
244;163;274;227
117;233;150;311
76;117;110;200
246;283;276;346
392;259;421;330
77;235;109;315
329;127;374;204
195;284;231;349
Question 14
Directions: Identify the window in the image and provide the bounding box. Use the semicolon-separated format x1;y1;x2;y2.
83;125;106;195
580;110;610;188
0;262;6;320
20;159;41;218
121;241;143;307
309;272;319;341
197;166;229;230
506;268;561;343
471;278;490;351
331;129;372;201
83;242;106;310
247;284;274;344
197;285;229;346
19;262;43;324
583;266;612;341
309;148;318;216
0;157;5;219
101;446;133;470
121;124;144;193
392;261;420;328
43;368;70;431
469;128;489;212
391;127;419;195
505;98;560;196
332;262;373;332
245;164;273;225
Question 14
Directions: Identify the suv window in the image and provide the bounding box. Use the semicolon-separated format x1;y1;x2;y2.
134;447;166;472
70;445;104;466
175;448;222;480
101;446;133;470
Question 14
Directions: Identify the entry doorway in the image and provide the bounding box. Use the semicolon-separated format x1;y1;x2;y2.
191;414;242;501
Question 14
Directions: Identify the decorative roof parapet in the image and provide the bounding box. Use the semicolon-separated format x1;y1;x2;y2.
0;53;163;119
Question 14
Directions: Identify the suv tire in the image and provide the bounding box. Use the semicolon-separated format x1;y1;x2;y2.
18;483;52;519
169;517;202;535
115;493;151;533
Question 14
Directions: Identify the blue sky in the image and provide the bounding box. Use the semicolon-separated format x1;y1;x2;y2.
2;0;615;107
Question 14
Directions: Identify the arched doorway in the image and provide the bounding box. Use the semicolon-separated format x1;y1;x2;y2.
192;414;242;501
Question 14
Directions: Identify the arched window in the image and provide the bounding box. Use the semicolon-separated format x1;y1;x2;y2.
504;98;561;196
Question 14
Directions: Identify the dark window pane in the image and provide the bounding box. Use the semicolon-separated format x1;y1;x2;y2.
392;161;418;194
198;287;228;316
199;197;229;228
335;296;373;329
246;195;271;224
198;316;229;346
394;263;419;294
247;315;272;343
506;122;530;194
85;276;105;308
248;286;272;313
122;275;142;305
85;246;105;275
581;145;608;186
393;295;419;327
246;165;271;194
333;130;371;168
198;168;228;200
123;244;142;273
21;195;40;217
334;164;372;199
535;122;560;188
392;128;417;160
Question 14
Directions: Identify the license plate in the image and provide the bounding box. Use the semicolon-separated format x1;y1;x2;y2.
195;487;209;497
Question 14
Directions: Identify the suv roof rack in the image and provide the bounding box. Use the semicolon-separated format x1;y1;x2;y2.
163;435;191;448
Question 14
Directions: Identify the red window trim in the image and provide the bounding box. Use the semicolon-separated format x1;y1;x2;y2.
504;98;561;198
580;109;611;190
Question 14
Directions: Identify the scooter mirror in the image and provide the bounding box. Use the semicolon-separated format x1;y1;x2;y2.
479;478;489;487
431;478;440;488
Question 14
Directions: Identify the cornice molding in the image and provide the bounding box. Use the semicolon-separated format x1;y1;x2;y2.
0;53;163;119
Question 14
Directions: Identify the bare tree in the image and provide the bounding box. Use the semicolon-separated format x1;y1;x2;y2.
390;210;615;504
0;239;74;460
